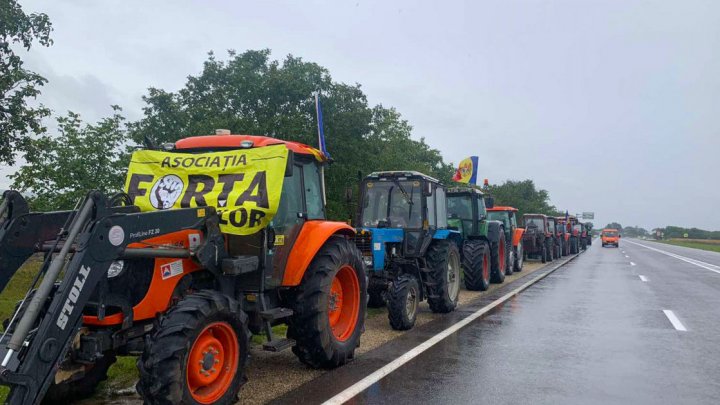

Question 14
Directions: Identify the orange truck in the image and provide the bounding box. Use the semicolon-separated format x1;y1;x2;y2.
601;228;621;247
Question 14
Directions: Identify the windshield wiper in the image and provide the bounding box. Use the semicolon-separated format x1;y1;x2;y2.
392;179;413;205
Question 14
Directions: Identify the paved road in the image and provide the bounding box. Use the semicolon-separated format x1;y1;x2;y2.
295;240;720;404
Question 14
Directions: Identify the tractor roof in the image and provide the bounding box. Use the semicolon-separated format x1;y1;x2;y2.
487;206;518;212
447;186;484;196
174;134;327;161
365;171;440;184
524;213;547;218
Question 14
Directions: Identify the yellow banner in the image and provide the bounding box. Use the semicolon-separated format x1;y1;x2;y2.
124;145;288;235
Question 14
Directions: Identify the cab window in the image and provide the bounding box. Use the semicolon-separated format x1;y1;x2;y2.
436;187;447;228
302;161;324;219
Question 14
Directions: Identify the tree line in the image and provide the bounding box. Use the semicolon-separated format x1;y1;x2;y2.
3;0;562;222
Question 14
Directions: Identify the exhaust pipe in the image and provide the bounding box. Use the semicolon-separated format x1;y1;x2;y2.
2;197;95;366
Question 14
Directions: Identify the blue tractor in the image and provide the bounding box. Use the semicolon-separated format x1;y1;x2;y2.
354;171;462;330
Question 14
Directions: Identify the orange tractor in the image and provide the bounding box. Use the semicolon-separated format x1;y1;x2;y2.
486;206;525;279
0;134;366;404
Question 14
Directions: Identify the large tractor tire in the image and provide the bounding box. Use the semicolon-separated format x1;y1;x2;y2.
388;274;420;330
490;232;507;284
546;239;554;262
504;241;515;276
513;243;524;272
556;241;562;259
137;290;249;405
541;243;547;263
287;236;366;369
462;240;490;291
425;240;461;313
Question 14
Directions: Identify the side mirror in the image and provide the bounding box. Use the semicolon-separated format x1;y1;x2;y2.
344;186;353;202
422;182;433;196
618;234;622;238
484;197;494;209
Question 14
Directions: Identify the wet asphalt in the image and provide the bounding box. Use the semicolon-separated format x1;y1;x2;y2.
280;239;720;404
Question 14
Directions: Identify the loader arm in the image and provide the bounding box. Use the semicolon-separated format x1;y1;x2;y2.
0;192;223;405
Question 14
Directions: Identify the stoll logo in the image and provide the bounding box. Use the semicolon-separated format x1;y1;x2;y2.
56;265;91;330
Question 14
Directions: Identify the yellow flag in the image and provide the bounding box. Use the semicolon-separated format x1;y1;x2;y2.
124;145;288;235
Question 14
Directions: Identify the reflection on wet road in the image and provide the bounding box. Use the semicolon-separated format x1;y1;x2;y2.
345;240;720;404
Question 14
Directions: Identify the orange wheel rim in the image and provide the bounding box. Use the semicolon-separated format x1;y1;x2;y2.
186;322;239;404
328;265;360;342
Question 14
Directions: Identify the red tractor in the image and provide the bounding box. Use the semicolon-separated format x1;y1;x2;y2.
0;134;367;404
555;217;571;256
521;214;556;263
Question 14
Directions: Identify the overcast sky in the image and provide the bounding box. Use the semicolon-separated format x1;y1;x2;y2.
2;0;719;230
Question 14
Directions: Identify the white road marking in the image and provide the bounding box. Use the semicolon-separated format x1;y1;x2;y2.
639;275;647;281
630;262;636;266
624;240;720;275
663;310;687;331
321;257;576;405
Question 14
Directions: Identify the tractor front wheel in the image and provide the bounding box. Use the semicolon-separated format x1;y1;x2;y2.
513;243;524;272
137;290;249;405
462;240;490;291
388;274;420;330
490;232;507;284
426;240;461;313
288;235;366;369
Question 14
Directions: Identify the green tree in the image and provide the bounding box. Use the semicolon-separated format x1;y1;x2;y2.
130;50;451;219
0;0;53;164
10;107;128;210
486;179;559;220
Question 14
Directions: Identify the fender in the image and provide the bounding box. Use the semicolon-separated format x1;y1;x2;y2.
512;228;524;247
282;220;355;286
486;221;502;244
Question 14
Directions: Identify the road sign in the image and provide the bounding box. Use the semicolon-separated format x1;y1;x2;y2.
582;212;594;220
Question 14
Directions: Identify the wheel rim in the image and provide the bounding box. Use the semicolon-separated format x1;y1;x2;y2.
328;265;360;342
447;250;461;301
186;322;239;404
405;283;418;320
482;250;490;282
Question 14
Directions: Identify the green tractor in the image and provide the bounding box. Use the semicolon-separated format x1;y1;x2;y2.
446;187;506;291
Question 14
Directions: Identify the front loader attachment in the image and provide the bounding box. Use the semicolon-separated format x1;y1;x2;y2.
0;191;224;404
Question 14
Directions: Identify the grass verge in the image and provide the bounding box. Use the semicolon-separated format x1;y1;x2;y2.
656;239;720;253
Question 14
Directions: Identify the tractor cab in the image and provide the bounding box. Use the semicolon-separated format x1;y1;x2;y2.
357;171;452;269
485;206;525;278
446;187;487;238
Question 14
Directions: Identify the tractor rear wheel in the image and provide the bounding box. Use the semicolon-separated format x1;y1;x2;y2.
367;278;387;308
462;240;490;291
490;232;507;284
513;243;524;272
425;240;461;313
288;236;366;369
546;240;554;262
137;290;249;405
388;274;420;330
541;244;547;263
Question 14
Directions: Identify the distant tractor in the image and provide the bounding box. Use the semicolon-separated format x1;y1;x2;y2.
446;187;505;291
567;216;581;254
574;222;588;251
584;222;594;246
521;214;555;263
556;217;571;256
486;206;525;279
355;171;462;331
547;216;563;258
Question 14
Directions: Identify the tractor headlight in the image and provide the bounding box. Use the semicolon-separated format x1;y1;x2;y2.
363;255;373;267
107;260;125;278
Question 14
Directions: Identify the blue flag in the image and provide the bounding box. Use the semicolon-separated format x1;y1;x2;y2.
315;93;329;158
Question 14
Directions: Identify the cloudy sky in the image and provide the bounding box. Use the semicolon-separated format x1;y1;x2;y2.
3;0;719;230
